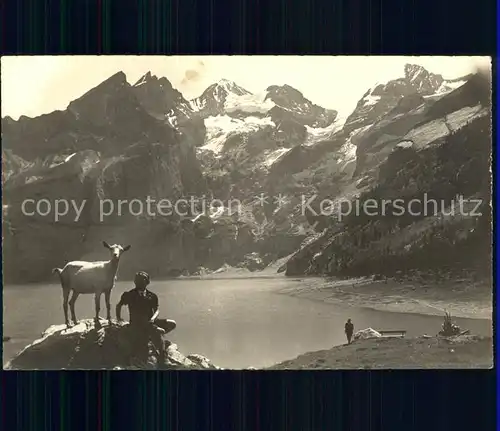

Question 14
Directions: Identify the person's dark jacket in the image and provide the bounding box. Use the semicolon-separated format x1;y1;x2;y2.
345;321;354;335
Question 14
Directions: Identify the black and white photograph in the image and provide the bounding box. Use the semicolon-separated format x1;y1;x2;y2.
2;56;493;370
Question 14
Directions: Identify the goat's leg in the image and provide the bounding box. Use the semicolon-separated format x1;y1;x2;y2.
62;289;70;327
94;292;102;326
69;291;80;325
104;290;112;323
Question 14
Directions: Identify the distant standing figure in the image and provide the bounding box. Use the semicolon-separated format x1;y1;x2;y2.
345;319;354;344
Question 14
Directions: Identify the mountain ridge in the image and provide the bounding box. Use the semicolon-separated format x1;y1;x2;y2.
2;64;490;284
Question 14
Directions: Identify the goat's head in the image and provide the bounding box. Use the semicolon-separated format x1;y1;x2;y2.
103;241;131;261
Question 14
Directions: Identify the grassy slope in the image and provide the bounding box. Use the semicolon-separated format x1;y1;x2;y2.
267;335;493;369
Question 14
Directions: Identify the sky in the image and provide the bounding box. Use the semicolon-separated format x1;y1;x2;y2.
1;56;491;120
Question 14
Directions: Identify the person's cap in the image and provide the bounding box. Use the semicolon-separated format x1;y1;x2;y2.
135;271;150;284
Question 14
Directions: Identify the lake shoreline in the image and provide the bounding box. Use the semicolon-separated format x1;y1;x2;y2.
275;276;492;321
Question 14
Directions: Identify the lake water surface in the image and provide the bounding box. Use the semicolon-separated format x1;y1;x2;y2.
3;276;492;369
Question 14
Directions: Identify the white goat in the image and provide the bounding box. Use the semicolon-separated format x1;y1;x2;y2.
53;241;131;327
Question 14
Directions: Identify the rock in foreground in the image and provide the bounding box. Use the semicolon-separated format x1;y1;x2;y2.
268;335;493;370
4;319;219;370
353;328;382;341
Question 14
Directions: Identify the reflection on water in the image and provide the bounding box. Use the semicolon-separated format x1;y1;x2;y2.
3;277;493;369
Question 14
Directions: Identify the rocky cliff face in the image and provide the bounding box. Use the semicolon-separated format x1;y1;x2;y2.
283;70;492;279
343;64;470;135
132;71;192;122
1;149;30;183
265;84;338;128
4;319;219;370
2;72;203;283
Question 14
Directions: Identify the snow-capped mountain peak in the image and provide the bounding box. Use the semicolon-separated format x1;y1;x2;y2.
404;63;444;93
200;79;252;100
343;64;470;133
190;80;257;115
215;79;252;96
404;64;427;82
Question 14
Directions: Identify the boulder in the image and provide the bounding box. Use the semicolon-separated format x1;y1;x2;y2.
353;328;382;341
4;319;219;370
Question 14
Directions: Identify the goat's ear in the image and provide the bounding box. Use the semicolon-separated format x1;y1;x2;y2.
123;245;131;252
103;241;111;249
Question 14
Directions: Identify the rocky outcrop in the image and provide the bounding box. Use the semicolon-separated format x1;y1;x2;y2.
265;84;337;128
2;149;30;183
343;63;467;135
2;110;79;160
132;71;192;122
4;319;219;370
